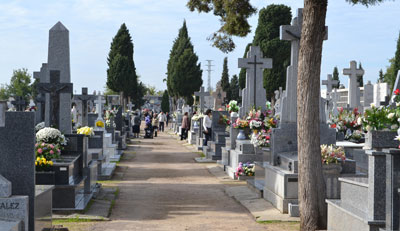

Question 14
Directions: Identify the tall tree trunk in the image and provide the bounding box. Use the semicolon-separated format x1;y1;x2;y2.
297;0;328;230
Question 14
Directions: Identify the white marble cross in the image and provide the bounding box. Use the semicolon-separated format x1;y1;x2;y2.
343;60;364;109
322;74;339;95
238;46;272;111
194;86;210;113
331;88;340;117
94;93;106;118
279;8;328;123
0;101;6;127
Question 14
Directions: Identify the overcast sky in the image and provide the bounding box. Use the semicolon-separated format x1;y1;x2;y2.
0;0;399;94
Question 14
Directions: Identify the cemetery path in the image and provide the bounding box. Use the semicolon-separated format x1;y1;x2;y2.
89;130;294;231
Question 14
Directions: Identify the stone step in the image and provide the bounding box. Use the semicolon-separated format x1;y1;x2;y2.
339;177;369;213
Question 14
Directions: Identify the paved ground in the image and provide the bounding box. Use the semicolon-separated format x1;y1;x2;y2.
60;128;299;231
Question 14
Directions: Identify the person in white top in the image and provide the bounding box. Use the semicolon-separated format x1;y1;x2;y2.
158;112;167;132
203;109;213;146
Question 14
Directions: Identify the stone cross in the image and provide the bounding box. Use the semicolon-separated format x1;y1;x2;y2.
194;86;210;113
127;101;134;111
239;46;272;112
11;96;26;111
331;88;340;116
322;74;339;96
212;83;227;110
37;70;73;129
75;87;96;126
343;60;364;109
94;94;106;117
279;8;328;123
0;101;6;127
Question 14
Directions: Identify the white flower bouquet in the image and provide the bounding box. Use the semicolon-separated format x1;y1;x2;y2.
36;127;67;146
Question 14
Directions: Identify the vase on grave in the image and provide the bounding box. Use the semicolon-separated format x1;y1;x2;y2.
230;112;238;117
35;171;56;185
365;130;398;150
322;163;342;199
322;164;342;175
336;132;345;141
237;130;247;140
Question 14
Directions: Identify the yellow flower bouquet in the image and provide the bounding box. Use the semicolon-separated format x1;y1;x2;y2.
96;120;105;128
77;126;95;136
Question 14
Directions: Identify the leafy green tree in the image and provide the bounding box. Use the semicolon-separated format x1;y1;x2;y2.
332;66;340;88
253;5;291;101
166;21;203;106
358;62;364;86
220;57;230;99
161;90;170;113
187;1;390;229
186;0;256;52
384;57;397;90
395;31;400;78
8;68;33;102
106;23;140;104
379;69;384;82
239;43;252;89
229;74;240;102
146;85;157;95
0;84;9;100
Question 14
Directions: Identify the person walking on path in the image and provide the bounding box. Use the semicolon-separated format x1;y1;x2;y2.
166;112;170;128
131;111;141;138
203;109;212;146
158;112;167;132
181;112;189;140
152;113;159;137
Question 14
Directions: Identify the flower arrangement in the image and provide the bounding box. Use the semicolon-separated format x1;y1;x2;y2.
219;114;231;126
105;108;118;120
35;122;46;133
96;120;105;128
235;162;255;178
321;144;346;164
36;127;67;146
329;108;362;134
77;126;95;136
227;100;239;113
35;157;54;172
251;129;271;148
192;113;204;121
105;119;116;128
35;142;61;160
232;118;249;129
362;105;399;132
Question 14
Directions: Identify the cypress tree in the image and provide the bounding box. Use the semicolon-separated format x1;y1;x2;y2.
252;4;292;101
358;62;364;86
167;21;203;106
161;90;170;113
239;43;252;89
106;23;141;107
229;74;240;102
332;66;340;88
379;69;384;82
395;32;400;78
220;57;230;99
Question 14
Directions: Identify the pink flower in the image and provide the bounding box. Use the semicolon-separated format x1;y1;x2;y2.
37;148;43;154
50;150;54;154
57;149;61;153
41;143;45;147
49;144;54;149
35;143;38;147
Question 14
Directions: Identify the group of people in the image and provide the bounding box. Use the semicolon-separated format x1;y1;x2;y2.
180;109;213;146
143;111;169;138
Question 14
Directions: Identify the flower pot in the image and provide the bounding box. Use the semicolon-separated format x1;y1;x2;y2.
237;130;247;140
365;130;398;150
230;112;238;118
322;164;342;175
